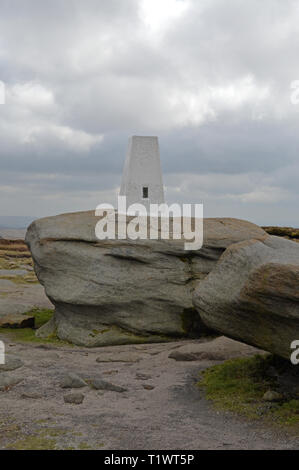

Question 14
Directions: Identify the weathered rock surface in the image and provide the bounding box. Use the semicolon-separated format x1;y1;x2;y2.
21;392;43;400
96;352;143;363
60;372;87;389
0;355;24;372
169;336;262;362
90;378;127;393
0;314;34;329
63;392;85;405
26;210;267;347
193;236;299;360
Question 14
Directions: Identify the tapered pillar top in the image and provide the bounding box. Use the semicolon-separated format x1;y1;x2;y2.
120;136;164;210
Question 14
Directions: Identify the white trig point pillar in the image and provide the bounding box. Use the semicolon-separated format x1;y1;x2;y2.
120;136;165;213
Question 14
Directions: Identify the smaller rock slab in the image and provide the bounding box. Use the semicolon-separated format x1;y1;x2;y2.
96;353;143;363
0;355;24;372
169;337;262;362
90;378;127;393
64;393;85;405
60;373;87;389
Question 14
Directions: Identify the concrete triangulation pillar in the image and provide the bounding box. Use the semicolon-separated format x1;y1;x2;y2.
120;136;165;212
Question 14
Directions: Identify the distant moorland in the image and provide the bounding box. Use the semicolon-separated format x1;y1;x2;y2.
0;216;35;230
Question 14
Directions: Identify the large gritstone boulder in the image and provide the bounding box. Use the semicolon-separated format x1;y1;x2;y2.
25;211;267;347
193;236;299;360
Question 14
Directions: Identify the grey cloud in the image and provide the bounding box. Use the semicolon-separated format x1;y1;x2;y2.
0;0;298;225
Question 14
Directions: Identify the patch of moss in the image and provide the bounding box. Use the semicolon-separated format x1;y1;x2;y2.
0;250;36;284
0;258;11;269
35;419;50;425
199;355;299;428
263;226;299;240
0;308;70;346
0;255;33;270
273;400;299;425
42;428;66;438
26;308;54;329
0;274;38;285
1;423;21;439
6;427;71;450
6;435;57;450
0;326;68;346
78;442;93;450
6;427;101;450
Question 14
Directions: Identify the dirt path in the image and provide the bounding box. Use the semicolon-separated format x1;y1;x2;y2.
0;336;297;450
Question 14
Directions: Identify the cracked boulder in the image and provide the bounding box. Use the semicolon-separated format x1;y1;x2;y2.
25;210;267;347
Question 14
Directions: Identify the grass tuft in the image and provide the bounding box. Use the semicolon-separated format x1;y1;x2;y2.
199;354;299;428
0;308;69;346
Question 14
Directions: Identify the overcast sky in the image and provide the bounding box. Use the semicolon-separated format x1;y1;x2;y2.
0;0;299;226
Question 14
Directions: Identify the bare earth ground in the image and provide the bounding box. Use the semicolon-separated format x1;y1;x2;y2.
0;237;298;450
0;337;298;450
